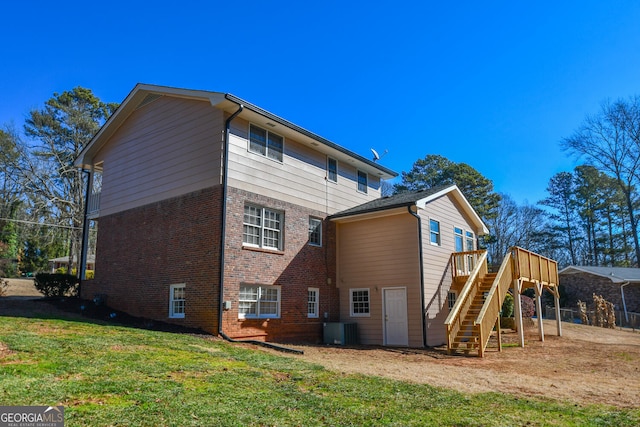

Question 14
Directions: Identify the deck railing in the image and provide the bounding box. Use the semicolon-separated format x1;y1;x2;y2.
445;250;488;351
513;246;559;286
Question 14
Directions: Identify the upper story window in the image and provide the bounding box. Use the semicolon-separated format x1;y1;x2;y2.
466;231;475;251
429;219;440;246
249;124;283;162
357;170;368;193
243;205;283;251
308;217;322;247
454;227;464;252
327;157;338;182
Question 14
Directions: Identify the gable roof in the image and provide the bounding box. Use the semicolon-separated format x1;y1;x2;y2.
559;266;640;283
329;184;489;234
74;84;397;180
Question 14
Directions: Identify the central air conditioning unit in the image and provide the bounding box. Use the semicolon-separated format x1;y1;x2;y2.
323;322;358;345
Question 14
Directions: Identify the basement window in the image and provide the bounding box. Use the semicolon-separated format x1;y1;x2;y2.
169;284;186;319
350;288;370;317
239;284;281;319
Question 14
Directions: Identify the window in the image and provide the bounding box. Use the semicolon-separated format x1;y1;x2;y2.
308;217;322;246
447;291;457;310
169;284;186;318
308;288;319;318
430;219;440;246
239;285;281;318
466;231;475;251
350;288;370;317
327;157;338;182
357;170;368;193
454;227;464;252
249;124;283;162
243;205;283;250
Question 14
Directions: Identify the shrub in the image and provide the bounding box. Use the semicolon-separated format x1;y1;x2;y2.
33;273;79;298
520;294;535;318
501;293;514;318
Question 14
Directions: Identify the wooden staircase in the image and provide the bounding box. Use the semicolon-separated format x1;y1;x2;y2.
444;247;560;357
450;273;495;353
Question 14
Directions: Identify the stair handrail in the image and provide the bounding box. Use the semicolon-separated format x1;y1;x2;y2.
475;248;515;356
445;250;488;351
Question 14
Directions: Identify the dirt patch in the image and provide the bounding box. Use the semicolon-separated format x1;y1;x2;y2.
2;278;42;297
278;321;640;408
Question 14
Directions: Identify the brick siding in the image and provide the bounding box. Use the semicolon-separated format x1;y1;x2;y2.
82;185;339;343
82;186;222;333
560;272;640;313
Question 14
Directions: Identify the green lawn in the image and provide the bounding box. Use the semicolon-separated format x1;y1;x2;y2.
0;315;637;427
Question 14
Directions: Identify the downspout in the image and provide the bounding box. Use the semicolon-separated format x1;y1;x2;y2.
620;281;630;324
216;99;303;355
408;205;427;347
217;102;243;339
78;169;92;291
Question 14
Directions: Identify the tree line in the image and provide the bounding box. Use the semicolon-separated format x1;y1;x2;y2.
0;88;638;276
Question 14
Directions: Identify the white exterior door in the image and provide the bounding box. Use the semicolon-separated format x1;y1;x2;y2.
383;288;409;346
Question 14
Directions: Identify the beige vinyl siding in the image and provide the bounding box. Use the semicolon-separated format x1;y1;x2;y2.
336;213;422;346
227;118;380;215
420;193;478;346
94;97;225;216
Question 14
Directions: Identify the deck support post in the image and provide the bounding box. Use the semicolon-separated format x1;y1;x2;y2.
534;282;544;342
554;287;562;337
513;279;524;348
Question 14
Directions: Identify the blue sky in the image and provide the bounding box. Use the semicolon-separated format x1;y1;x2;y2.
2;1;640;204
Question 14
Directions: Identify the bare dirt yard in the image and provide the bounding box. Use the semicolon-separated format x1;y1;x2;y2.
2;278;639;408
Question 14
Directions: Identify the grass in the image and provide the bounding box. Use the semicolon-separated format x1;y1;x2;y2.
0;316;638;427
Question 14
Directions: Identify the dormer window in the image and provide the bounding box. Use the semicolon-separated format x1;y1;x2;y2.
249;124;283;162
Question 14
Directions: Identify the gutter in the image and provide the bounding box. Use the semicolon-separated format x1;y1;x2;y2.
407;205;427;347
217;98;303;355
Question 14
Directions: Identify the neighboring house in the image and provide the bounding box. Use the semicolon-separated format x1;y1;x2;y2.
74;83;558;352
559;266;640;318
49;255;95;273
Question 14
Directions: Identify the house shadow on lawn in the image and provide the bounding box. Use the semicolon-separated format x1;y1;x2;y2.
0;296;211;336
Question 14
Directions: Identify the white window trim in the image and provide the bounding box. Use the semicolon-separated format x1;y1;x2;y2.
238;284;281;319
248;123;284;163
454;227;464;252
429;219;441;246
466;230;475;251
357;170;368;194
349;288;371;317
307;287;319;318
308;217;322;247
327;157;338;183
169;283;186;319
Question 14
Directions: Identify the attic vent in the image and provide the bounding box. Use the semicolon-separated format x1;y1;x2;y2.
136;94;163;109
265;122;277;128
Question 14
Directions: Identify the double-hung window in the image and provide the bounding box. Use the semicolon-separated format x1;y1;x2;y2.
430;219;441;246
169;284;186;318
357;170;368;193
243;205;283;250
239;284;281;318
308;217;322;246
249;124;283;162
308;288;319;318
466;231;475;251
327;157;338;182
454;227;464;252
350;288;370;317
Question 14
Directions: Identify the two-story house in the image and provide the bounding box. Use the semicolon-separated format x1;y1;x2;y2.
76;84;561;355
